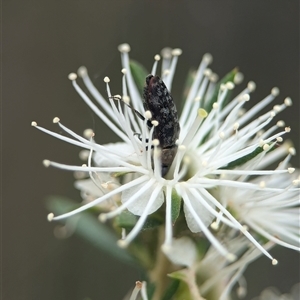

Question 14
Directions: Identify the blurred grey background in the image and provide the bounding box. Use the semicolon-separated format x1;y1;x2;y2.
3;1;299;299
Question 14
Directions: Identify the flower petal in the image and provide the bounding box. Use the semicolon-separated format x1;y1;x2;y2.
183;190;215;233
163;237;197;267
93;142;137;167
121;181;164;216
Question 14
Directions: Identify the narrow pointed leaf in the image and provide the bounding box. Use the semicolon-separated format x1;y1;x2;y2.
130;59;148;92
171;189;182;224
161;279;180;300
46;196;135;265
205;68;238;112
115;210;163;230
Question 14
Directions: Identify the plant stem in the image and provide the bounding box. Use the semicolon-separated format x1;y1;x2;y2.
149;226;173;300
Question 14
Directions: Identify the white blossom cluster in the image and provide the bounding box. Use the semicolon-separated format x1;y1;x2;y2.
32;44;299;297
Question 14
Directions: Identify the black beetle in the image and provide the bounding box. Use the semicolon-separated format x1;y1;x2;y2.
111;74;180;176
143;75;180;176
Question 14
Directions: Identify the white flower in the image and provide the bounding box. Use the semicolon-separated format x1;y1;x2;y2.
196;235;274;300
165;234;274;300
252;283;300;300
166;234;276;300
215;167;300;252
32;43;299;263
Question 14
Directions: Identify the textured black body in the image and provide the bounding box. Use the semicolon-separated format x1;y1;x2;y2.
143;75;180;176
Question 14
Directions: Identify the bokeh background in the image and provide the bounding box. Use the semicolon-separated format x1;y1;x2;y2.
3;1;299;299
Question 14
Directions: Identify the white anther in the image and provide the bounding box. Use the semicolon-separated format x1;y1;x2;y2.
101;182;109;189
237;287;247;298
151;120;159;127
77;66;87;77
154;54;161;61
117;239;128;248
122;95;130;104
183;156;191;164
234;72;244;84
293;179;300;186
68;73;77;80
79;150;89;160
242;94;250;102
104;77;110;83
144;110;152;119
121;68;127;74
226;253;237;262
276;120;285;127
270;111;276;118
272;259;278;265
226;82;235;90
171;48;182;56
98;214;107;222
259;139;265;147
256;130;264;137
210;222;219;230
198;109;208;118
213;102;219;109
220;83;226;91
118;43;131;53
152;139;160;146
163;69;170;76
284;97;292;106
276;137;283;142
259;181;266;188
203;53;213;64
31;121;37;126
43;159;51;167
47;213;54;222
204;68;212;77
247;81;256;92
288;168;295;174
161;47;172;59
289;147;296;155
243;225;249;231
210;73;219;82
53;117;60;123
83;128;94;139
263;144;270;151
271;87;280;96
273;105;281;112
285;127;291;133
233;123;239;130
113;94;121;100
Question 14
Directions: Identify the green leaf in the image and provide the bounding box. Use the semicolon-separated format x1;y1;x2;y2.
115;210;163;230
168;270;188;281
161;279;180;300
220;144;276;169
169;269;205;300
168;270;193;300
146;282;156;300
46;196;135;265
221;146;264;169
115;210;138;229
130;59;148;92
205;68;238;112
171;189;182;224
